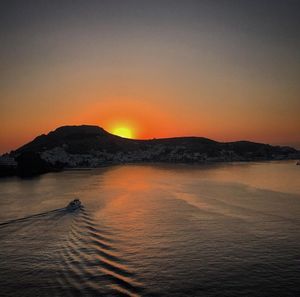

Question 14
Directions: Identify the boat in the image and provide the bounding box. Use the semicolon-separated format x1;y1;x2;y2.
67;199;82;211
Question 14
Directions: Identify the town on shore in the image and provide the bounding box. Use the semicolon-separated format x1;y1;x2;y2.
1;125;299;177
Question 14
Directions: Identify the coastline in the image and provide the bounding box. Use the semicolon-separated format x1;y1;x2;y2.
1;157;299;179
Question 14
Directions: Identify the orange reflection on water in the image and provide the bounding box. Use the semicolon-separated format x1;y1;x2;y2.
94;165;173;241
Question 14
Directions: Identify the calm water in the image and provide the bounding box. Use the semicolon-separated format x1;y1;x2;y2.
0;161;299;296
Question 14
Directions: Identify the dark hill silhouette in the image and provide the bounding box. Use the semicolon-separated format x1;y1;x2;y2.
14;125;297;158
15;125;222;156
1;125;298;177
15;125;140;154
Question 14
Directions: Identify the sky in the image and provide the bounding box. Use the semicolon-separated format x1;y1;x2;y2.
0;0;300;153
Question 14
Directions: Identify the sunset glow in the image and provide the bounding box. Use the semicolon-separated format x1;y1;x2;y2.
112;126;134;139
0;1;299;154
1;2;299;296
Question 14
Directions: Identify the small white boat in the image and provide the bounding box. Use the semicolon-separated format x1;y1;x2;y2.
67;199;82;211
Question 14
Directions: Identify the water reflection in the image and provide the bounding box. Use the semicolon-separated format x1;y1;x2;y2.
0;161;299;296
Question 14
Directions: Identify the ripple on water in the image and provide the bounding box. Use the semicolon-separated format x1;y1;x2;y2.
57;209;145;296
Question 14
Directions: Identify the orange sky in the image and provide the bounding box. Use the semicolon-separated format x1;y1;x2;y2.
1;1;300;153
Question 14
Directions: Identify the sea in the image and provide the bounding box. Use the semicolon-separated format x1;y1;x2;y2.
0;160;299;296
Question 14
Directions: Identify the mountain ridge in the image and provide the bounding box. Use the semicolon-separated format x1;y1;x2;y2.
1;125;299;177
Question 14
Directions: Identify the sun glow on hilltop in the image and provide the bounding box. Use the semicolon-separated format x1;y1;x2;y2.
112;126;134;139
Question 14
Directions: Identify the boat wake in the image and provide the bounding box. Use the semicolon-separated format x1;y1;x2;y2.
0;208;66;227
0;206;144;296
56;208;144;296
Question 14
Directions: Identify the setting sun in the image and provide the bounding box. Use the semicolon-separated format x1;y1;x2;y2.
112;127;134;139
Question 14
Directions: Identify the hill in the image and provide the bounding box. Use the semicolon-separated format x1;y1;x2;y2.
1;125;299;177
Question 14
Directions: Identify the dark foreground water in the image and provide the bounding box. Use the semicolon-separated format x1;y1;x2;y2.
0;161;299;296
